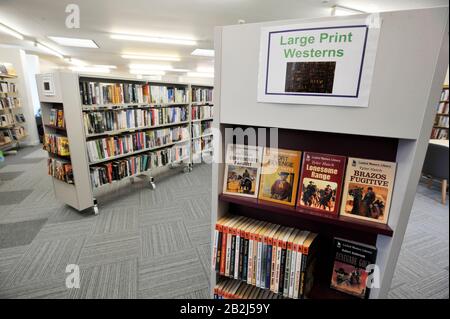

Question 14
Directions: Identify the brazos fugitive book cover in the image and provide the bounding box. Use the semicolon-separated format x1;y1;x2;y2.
340;157;396;224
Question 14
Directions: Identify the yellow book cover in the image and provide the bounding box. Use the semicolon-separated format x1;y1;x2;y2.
258;147;301;206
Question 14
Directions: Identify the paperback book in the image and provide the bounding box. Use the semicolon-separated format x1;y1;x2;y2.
330;237;377;299
258;148;301;206
297;152;346;216
223;144;263;198
340;157;396;224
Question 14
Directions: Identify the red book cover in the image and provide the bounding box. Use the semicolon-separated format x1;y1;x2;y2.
297;152;346;217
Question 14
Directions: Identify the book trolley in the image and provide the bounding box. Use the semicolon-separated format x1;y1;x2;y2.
211;8;449;299
36;72;213;215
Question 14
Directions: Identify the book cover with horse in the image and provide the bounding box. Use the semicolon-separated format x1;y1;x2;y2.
340;157;397;224
258;147;301;206
223;144;263;198
297;152;346;216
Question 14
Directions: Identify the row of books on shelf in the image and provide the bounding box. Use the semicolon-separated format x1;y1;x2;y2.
80;81;188;105
214;277;286;299
192;104;213;120
192;135;213;154
440;87;449;101
11;126;26;140
49;108;65;128
90;143;190;187
0;97;20;109
0;130;12;146
430;127;448;139
0;113;14;127
192;87;213;103
47;157;74;184
192;121;212;139
43;133;70;156
86;125;190;163
434;115;449;127
83;107;188;135
436;101;449;114
0;81;17;93
214;214;377;299
223;145;397;225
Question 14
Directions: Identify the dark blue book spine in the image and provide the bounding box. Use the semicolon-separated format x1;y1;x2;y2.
266;244;272;289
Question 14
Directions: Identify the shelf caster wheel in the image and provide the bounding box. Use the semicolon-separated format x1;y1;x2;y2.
149;181;156;190
184;164;193;173
93;205;99;215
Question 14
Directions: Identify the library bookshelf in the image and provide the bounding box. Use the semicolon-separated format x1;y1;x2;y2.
0;73;27;152
431;85;449;140
36;72;213;214
211;8;449;299
191;84;214;164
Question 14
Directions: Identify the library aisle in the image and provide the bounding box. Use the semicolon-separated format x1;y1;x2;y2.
0;145;447;298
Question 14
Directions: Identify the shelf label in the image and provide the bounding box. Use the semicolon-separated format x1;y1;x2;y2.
258;14;381;107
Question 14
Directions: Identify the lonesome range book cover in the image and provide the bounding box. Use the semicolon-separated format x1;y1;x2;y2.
258;147;301;206
223;144;263;198
340;157;397;224
297;152;346;216
330;237;377;299
285;61;336;94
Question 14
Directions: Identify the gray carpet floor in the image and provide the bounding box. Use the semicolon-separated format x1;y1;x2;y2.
0;146;448;299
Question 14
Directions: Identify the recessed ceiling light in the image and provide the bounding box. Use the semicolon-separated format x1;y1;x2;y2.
111;34;196;46
121;54;180;62
191;49;214;57
48;36;99;48
0;22;24;40
69;66;110;73
186;72;214;78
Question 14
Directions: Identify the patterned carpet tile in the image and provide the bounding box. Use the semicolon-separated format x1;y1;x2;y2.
0;245;28;286
1;206;56;224
140;219;192;259
0;171;23;181
93;206;139;235
196;243;211;277
0;189;33;206
68;258;137;299
0;277;68;299
78;231;140;267
2;236;85;288
0;219;47;249
138;248;208;299
34;219;95;241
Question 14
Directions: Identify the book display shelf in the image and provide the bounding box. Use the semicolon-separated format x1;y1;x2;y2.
191;84;214;163
36;72;211;214
431;85;449;140
0;73;28;151
211;8;449;299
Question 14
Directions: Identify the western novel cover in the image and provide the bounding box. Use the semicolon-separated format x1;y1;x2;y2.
297;152;346;216
340;157;397;224
223;144;263;198
258;148;301;206
285;62;336;93
330;237;377;299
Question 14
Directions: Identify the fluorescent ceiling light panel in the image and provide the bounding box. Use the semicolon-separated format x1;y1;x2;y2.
65;58;87;66
197;66;214;73
94;65;117;69
111;34;196;46
48;36;99;48
186;72;214;78
191;49;214;57
69;66;110;73
121;54;180;62
129;69;166;76
0;22;24;40
331;5;365;16
129;63;172;71
35;42;64;59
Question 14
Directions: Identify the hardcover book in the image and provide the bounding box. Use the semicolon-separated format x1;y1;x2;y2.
258;148;301;206
223;144;263;198
285;62;336;93
340;157;396;224
330;237;377;299
297;152;346;216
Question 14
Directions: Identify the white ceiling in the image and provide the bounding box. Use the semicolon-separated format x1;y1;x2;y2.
0;0;448;76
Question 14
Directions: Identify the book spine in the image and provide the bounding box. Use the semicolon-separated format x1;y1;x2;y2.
219;228;227;275
278;247;287;294
265;243;272;289
288;249;297;298
283;249;291;297
247;234;254;284
234;233;241;279
238;236;245;280
225;229;232;277
229;234;236;278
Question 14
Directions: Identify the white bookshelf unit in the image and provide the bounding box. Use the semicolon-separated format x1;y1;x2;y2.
0;73;28;152
36;72;210;214
211;8;449;299
191;84;214;163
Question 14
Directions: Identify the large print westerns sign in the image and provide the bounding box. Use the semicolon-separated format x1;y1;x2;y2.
257;15;381;107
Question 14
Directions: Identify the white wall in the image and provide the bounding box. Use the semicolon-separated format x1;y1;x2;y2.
445;67;449;85
25;54;41;115
0;47;40;145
